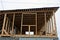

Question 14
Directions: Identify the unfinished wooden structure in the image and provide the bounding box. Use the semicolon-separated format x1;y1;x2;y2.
0;7;59;37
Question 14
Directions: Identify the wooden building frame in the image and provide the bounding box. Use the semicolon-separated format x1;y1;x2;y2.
0;7;59;37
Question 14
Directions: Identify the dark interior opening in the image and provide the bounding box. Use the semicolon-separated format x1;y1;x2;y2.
14;13;22;34
22;26;28;35
30;26;36;35
5;14;13;34
23;14;36;25
0;14;4;34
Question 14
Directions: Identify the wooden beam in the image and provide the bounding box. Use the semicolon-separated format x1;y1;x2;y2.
48;21;49;33
4;30;9;35
49;19;51;34
12;14;15;34
51;16;53;34
1;14;9;35
44;13;46;35
29;25;30;36
8;21;10;34
22;25;36;26
1;14;7;35
21;13;23;34
36;13;37;35
50;18;51;34
22;12;36;14
5;18;8;31
49;18;50;34
0;10;56;15
53;11;57;35
50;16;54;36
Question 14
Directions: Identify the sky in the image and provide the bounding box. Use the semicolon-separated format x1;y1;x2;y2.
0;0;60;40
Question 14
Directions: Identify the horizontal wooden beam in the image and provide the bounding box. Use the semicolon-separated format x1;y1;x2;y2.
0;10;56;15
22;25;36;26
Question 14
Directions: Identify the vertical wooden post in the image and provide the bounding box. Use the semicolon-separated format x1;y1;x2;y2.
46;20;48;34
47;20;49;34
21;14;23;35
49;19;51;34
46;22;49;35
6;17;10;34
6;17;8;31
29;25;30;36
8;20;10;33
36;13;37;35
44;13;46;35
50;18;51;34
2;14;7;35
50;17;52;34
48;21;49;34
8;21;10;33
48;21;50;33
50;16;54;35
12;14;15;34
50;17;53;35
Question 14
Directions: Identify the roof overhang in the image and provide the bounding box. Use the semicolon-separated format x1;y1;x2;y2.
0;7;59;14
